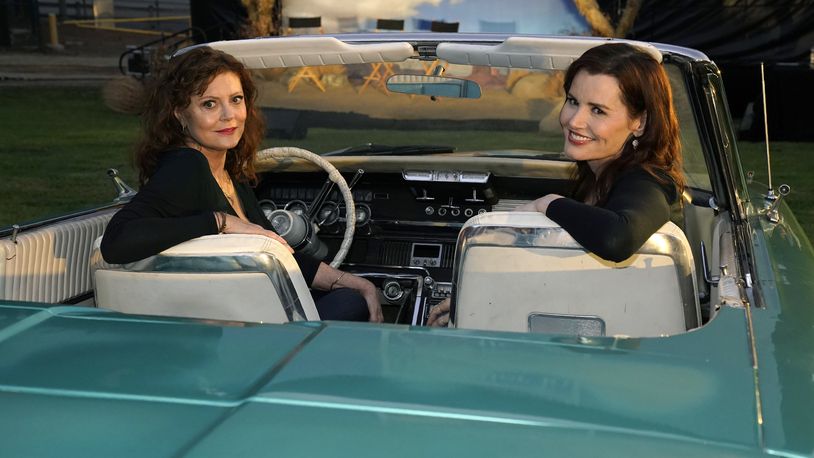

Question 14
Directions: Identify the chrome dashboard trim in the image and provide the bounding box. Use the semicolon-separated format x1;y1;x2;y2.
403;170;491;183
376;220;466;229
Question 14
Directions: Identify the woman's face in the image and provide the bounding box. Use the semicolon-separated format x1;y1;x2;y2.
559;70;645;174
178;71;247;156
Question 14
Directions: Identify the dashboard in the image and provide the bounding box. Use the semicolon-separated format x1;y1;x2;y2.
253;167;569;325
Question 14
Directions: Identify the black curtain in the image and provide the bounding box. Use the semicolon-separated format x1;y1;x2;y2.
0;1;10;46
190;0;248;43
627;0;814;65
625;0;814;141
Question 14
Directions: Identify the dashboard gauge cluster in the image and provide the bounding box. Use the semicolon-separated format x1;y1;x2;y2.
257;171;501;231
259;199;371;227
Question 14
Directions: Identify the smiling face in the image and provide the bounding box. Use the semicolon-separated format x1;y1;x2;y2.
559;70;645;174
177;71;246;157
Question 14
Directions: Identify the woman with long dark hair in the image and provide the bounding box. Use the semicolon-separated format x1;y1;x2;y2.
101;47;382;322
429;43;684;326
517;42;684;262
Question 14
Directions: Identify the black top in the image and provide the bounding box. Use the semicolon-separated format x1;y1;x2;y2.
546;167;679;262
100;148;320;284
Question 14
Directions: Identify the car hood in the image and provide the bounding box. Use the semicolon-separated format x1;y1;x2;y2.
0;303;766;457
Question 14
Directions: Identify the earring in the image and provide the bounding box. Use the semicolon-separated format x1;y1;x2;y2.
632;138;639;150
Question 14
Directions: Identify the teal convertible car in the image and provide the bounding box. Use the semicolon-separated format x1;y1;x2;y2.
2;34;813;456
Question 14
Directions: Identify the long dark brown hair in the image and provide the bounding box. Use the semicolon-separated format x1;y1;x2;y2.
564;43;685;204
134;46;264;185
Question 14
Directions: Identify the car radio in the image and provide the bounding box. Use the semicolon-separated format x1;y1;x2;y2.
410;243;442;267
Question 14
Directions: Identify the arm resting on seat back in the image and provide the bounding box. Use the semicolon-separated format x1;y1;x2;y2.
546;169;675;262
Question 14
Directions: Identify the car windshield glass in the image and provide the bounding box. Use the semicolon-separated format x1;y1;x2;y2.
255;56;710;191
257;61;566;157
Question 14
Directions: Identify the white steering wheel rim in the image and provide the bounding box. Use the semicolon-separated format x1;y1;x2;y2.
257;147;354;268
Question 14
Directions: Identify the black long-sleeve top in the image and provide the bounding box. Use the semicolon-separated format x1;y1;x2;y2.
100;147;320;284
546;167;679;262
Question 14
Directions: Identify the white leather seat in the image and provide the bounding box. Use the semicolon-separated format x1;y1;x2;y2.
90;234;319;323
452;212;700;337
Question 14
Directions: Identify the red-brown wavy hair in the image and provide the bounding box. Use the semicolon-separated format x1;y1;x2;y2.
133;46;264;185
563;43;685;204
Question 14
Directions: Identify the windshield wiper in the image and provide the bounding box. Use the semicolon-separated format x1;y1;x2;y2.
323;143;455;157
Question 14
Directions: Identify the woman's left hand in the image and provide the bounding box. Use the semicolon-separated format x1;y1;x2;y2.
358;278;384;323
314;263;383;323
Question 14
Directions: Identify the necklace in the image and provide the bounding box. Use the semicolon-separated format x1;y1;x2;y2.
215;172;237;206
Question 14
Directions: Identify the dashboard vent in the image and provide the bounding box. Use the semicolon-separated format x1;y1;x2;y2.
442;243;455;267
380;241;412;266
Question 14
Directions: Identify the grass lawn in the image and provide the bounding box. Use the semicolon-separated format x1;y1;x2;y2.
0;87;139;224
1;86;812;242
737;142;814;239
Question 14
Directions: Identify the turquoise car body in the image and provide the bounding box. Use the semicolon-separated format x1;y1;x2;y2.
4;210;814;458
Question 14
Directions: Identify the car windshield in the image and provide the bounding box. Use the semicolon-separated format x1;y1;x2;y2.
257;61;565;154
254;56;711;190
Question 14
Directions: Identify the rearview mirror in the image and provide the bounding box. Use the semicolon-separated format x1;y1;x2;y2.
386;74;482;99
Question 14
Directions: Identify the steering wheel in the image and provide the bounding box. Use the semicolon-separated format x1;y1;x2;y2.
256;147;355;268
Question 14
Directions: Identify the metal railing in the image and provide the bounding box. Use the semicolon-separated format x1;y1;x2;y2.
64;15;191;36
118;26;205;78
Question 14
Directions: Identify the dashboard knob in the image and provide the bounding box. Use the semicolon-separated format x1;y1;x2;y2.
382;280;404;301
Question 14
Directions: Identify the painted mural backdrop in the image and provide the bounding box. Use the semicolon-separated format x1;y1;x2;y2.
282;0;591;35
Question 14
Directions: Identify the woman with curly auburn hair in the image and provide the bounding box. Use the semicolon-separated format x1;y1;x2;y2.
101;46;382;323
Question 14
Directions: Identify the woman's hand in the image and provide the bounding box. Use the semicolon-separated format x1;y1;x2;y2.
357;277;384;323
218;213;294;253
313;263;384;323
514;194;564;214
427;298;451;327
